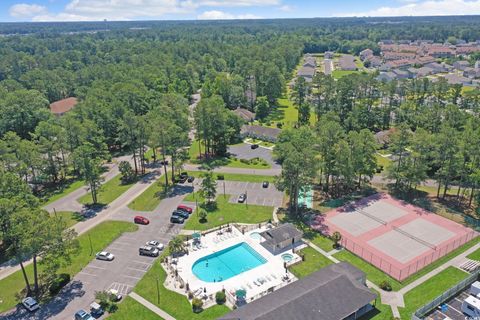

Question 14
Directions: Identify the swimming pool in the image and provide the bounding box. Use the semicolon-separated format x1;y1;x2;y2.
298;187;313;208
192;242;266;282
281;253;293;262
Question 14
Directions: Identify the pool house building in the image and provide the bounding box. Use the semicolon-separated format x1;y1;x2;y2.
259;223;303;254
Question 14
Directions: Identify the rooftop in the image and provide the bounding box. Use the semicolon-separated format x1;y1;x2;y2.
219;262;376;320
259;223;303;247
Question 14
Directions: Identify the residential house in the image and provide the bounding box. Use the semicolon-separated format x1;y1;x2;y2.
416;66;435;77
49;97;78;116
464;67;479;79
365;56;382;68
392;69;410;79
407;67;419;78
453;60;471;71
377;72;397;82
415;56;436;65
338;54;357;71
219;262;377;320
233;108;255;122
304;56;316;68
297;66;315;82
382;51;416;61
240;125;281;142
443;74;472;85
425;62;447;73
428;46;455;58
456;46;480;56
359;48;373;61
324;51;334;59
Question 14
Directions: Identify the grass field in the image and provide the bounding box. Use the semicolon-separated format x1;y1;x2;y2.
467;247;480;261
78;174;136;205
0;221;138;313
332;70;361;79
53;211;85;229
358;290;394;320
288;246;333;278
128;179;168;211
135;260;230;320
42;179;85;205
399;267;468;319
109;296;164;320
187;171;276;183
184;195;273;230
334;236;480;291
375;154;392;170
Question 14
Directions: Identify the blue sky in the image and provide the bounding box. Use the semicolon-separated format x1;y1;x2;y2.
2;0;480;22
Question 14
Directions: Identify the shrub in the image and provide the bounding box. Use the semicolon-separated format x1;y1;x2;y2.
188;291;194;299
215;291;226;304
380;280;392;291
192;298;203;313
239;158;249;164
199;209;208;223
276;122;283;129
217;175;225;180
49;273;70;295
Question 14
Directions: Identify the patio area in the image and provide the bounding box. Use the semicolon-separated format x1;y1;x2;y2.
164;224;304;307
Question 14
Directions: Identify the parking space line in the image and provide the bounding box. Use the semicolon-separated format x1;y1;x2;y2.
78;271;98;277
86;265;106;270
132;260;153;266
449;304;464;315
127;266;148;272
123;274;142;280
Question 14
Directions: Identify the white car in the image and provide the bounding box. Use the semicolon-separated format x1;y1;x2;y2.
108;289;123;302
22;297;40;312
146;241;164;250
95;251;114;261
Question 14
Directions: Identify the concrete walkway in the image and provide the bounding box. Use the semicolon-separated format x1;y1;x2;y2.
129;292;176;320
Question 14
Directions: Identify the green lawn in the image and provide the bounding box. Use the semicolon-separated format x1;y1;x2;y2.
358;290;393;320
108;296;164;320
399;267;468;319
225;158;271;169
53;211;85;229
334;236;480;291
279;217;335;252
78;174;136;205
135;260;230;320
289;246;333;278
467;248;480;261
0;221;138;313
128;179;168;211
187;171;276;183
332;70;361;79
184;195;273;231
184;191;203;203
42;179;85;205
375;154;392;170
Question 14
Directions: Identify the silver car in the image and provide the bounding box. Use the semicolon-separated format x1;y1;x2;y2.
146;240;164;250
95;251;114;261
22;297;39;312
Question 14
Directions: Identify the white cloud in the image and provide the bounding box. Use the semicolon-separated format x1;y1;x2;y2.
10;0;277;21
340;0;480;17
9;3;48;18
278;4;294;12
197;10;261;19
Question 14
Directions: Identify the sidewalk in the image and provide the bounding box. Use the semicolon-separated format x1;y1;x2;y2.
129;292;176;320
184;163;281;176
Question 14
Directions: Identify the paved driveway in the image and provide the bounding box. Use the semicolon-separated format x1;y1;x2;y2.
3;186;188;320
220;180;283;207
227;143;280;169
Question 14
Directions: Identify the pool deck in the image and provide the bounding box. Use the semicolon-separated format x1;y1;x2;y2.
171;226;300;303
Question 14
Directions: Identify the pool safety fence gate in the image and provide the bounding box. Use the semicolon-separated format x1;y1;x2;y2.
412;269;480;319
340;229;477;281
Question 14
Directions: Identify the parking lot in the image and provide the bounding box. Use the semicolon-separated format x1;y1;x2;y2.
220;180;283;207
426;286;471;320
4;189;187;320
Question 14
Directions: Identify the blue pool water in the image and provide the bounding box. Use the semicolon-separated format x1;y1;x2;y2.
298;187;313;208
192;242;266;282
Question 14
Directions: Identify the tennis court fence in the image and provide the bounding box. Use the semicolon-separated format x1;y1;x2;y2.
340;229;477;281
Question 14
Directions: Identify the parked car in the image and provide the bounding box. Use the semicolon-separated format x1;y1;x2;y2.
146;240;164;250
172;210;189;219
134;215;149;225
262;181;269;188
108;289;122;302
74;310;95;320
139;245;160;257
170;215;184;224
177;205;193;214
187;176;195;183
180;172;188;179
95;251;114;261
238;193;247;203
90;302;104;318
22;297;39;312
251;144;259;149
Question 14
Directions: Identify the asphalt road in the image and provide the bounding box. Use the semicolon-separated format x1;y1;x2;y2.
3;184;192;320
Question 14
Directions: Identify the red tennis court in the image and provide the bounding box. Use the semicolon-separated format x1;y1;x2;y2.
312;193;477;281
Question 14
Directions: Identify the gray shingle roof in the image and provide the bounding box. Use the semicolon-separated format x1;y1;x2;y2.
259;223;302;246
240;125;281;140
218;262;376;320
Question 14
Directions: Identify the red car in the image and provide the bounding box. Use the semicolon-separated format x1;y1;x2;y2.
134;216;149;225
177;205;193;214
